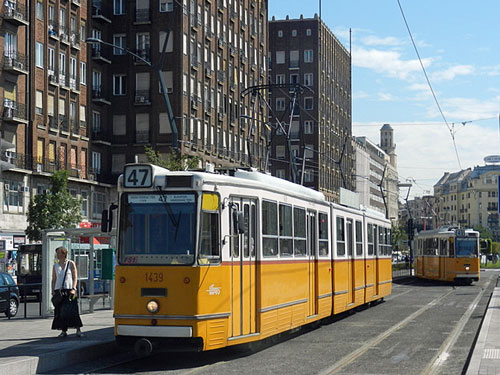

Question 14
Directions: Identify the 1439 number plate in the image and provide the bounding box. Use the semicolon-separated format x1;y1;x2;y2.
145;272;164;283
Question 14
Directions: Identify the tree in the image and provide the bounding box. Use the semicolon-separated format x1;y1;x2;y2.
26;170;82;241
144;146;200;171
474;225;493;241
391;223;408;252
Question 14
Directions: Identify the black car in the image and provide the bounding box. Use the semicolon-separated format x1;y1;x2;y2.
0;272;20;317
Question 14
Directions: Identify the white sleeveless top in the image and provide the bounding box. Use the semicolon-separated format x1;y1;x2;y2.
54;261;74;290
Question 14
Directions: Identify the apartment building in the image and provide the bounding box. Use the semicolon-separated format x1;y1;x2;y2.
0;0;110;254
268;14;354;202
434;163;500;239
89;0;269;184
354;124;399;220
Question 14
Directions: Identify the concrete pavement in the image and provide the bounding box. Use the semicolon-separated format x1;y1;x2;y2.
1;277;499;374
0;309;118;375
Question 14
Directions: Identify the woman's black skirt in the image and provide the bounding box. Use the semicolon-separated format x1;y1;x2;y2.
51;289;83;330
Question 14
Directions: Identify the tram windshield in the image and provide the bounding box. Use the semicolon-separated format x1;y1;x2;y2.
119;193;197;265
454;237;478;257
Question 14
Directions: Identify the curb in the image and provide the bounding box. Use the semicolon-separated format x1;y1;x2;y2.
0;339;119;375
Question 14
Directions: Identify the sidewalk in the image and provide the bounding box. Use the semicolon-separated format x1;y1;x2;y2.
467;285;500;374
0;309;118;375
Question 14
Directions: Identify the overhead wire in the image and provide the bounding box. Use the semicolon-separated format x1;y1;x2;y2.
396;0;462;170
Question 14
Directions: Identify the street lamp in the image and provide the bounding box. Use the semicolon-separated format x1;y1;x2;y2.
85;37;179;149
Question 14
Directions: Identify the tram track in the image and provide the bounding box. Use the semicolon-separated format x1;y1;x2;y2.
317;288;456;375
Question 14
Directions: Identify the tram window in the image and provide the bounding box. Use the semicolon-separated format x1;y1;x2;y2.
336;216;345;256
379;228;385;255
440;239;448;256
346;219;353;256
263;201;278;257
199;211;220;264
449;238;455;256
293;207;306;256
373;225;378;256
279;204;293;257
243;205;250;258
355;220;363;256
230;203;240;257
250;204;256;258
318;213;328;256
262;201;277;235
367;223;374;255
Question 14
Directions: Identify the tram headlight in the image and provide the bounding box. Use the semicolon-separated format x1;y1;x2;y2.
146;300;159;313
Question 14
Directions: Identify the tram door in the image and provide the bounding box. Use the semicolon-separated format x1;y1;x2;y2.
374;225;380;297
439;238;446;280
346;219;355;305
307;210;318;316
230;198;257;337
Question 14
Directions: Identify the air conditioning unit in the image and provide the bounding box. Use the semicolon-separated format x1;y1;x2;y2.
135;96;145;103
191;98;198;108
4;183;9;191
167;87;173;93
88;173;95;181
218;113;223;121
36;164;43;173
23;186;30;193
14;61;24;69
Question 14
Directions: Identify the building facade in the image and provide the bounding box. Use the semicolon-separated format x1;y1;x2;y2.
353;124;398;220
434;164;500;239
89;0;269;185
268;14;354;202
0;0;111;259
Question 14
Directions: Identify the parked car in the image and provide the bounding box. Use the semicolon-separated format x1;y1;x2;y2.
0;271;20;317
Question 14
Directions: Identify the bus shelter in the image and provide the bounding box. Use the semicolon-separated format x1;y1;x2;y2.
41;228;116;317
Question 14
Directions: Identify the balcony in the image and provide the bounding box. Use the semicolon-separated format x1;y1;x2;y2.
70;32;81;49
91;46;111;64
1;151;30;171
59;26;70;45
2;100;28;124
134;9;151;24
191;55;199;69
71;119;80;136
48;72;59;86
91;0;111;23
289;60;300;69
2;52;28;75
72;0;81;6
59;115;69;133
58;73;70;89
48;22;59;39
91;130;111;146
135;130;149;144
92;86;111;105
48;115;59;132
2;2;28;26
69;75;79;92
134;90;151;105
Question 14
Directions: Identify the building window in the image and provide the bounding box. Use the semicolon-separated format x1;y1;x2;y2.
81;191;88;217
159;0;174;12
114;0;125;15
290;74;299;85
80;62;86;85
304;169;314;182
276;98;285;111
276;51;285;64
35;42;44;68
304;73;313;86
3;180;24;213
304;50;313;63
276;169;285;179
306;29;311;36
113;74;127;95
278;30;283;37
292;29;297;37
304;97;313;110
92;111;101;133
35;91;43;115
276;145;285;159
92;151;101;174
113;34;126;55
92;192;106;217
304;120;314;134
275;74;285;84
36;1;44;20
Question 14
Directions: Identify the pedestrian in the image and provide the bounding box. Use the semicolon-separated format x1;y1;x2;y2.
51;246;84;338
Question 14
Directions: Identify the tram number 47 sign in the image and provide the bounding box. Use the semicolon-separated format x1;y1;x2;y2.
124;165;152;188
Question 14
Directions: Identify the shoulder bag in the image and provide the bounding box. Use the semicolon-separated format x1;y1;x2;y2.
51;262;69;307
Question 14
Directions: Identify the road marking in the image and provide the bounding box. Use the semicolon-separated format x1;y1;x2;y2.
421;280;491;375
318;289;456;375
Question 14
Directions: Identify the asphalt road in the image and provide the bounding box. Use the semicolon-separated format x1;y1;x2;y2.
56;270;498;375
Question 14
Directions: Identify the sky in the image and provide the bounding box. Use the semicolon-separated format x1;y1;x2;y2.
268;0;500;199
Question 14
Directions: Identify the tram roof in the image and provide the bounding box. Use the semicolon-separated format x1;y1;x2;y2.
416;226;478;237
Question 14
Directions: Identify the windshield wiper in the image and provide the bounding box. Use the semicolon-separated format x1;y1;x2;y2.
156;188;181;240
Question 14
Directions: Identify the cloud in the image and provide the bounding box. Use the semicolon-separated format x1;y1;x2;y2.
352;47;433;80
378;92;397;101
431;65;475;81
426;96;500;121
353;122;500;199
361;35;403;47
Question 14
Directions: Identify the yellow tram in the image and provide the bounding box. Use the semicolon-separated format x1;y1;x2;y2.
108;164;392;353
414;227;480;284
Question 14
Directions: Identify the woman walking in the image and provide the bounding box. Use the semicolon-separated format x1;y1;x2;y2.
51;246;84;337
